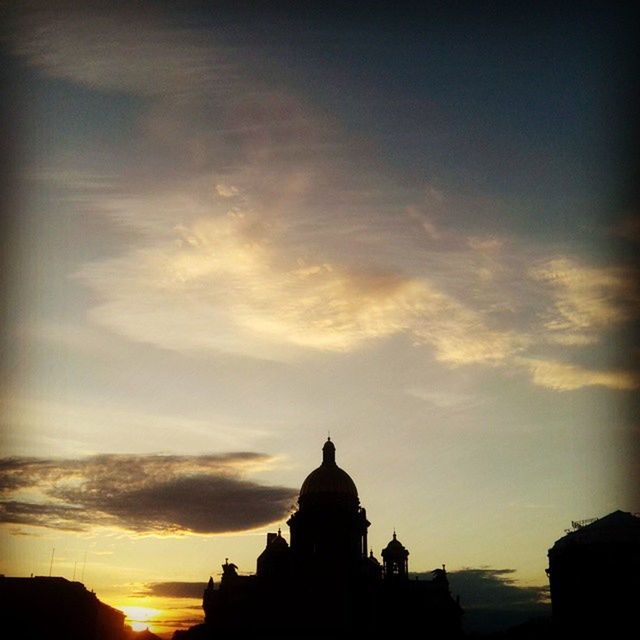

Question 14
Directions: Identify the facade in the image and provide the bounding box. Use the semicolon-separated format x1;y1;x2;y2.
187;438;462;637
0;575;125;640
547;510;640;635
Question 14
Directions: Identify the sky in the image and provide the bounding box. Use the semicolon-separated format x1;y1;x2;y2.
1;1;639;636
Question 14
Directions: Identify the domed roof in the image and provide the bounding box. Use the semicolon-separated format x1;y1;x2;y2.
270;531;288;550
299;438;359;502
382;532;409;558
260;529;288;553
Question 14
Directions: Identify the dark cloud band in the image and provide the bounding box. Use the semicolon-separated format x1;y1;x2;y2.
140;582;208;599
439;568;549;635
0;453;297;534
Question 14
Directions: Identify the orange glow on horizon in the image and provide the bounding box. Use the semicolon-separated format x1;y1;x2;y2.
110;597;203;637
120;605;162;633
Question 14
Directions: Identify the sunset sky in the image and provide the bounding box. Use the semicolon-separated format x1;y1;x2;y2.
1;2;638;635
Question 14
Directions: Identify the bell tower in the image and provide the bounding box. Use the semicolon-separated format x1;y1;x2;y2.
381;532;409;581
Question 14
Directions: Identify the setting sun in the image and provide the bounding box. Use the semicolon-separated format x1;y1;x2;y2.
120;606;162;632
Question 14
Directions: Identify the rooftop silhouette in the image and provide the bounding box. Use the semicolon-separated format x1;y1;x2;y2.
0;576;125;640
547;510;640;636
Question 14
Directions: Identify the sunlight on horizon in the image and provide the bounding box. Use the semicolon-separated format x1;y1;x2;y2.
120;605;162;633
110;597;203;637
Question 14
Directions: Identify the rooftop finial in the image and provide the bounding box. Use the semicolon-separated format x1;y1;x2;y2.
322;437;336;465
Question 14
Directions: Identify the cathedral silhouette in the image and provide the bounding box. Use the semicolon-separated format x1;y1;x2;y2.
180;438;463;637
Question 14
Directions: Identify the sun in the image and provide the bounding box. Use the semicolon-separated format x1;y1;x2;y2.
120;606;162;632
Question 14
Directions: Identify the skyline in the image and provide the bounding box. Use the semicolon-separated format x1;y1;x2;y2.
1;2;638;636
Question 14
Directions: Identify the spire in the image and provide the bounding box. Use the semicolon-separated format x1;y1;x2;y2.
322;437;336;465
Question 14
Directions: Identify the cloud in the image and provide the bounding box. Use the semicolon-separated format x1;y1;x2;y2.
466;236;505;253
75;202;528;365
70;184;638;387
215;184;239;198
411;289;527;366
78;212;422;355
518;358;640;392
8;2;528;370
8;3;638;393
437;568;549;634
445;568;548;609
530;257;638;343
140;582;207;599
5;2;232;98
405;388;484;410
0;453;297;534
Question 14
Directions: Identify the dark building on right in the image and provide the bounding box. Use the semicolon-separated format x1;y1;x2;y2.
546;510;640;635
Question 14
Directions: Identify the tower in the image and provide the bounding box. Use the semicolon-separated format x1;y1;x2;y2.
256;529;290;582
381;532;409;581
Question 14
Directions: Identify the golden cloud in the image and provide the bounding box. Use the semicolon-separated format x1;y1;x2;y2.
17;3;634;393
77;206;526;367
519;358;639;392
530;258;638;340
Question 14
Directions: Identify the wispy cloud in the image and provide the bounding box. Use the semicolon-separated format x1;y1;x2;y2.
65;173;640;390
530;257;638;342
75;204;529;365
77;211;425;356
518;358;640;392
5;2;234;97
0;453;297;534
7;3;638;393
405;388;485;411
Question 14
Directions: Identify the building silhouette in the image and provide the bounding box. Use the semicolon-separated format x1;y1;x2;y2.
0;575;125;640
546;510;640;636
185;438;463;637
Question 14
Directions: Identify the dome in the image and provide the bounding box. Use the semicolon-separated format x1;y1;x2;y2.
299;438;359;502
382;532;409;558
269;532;288;550
300;465;359;498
